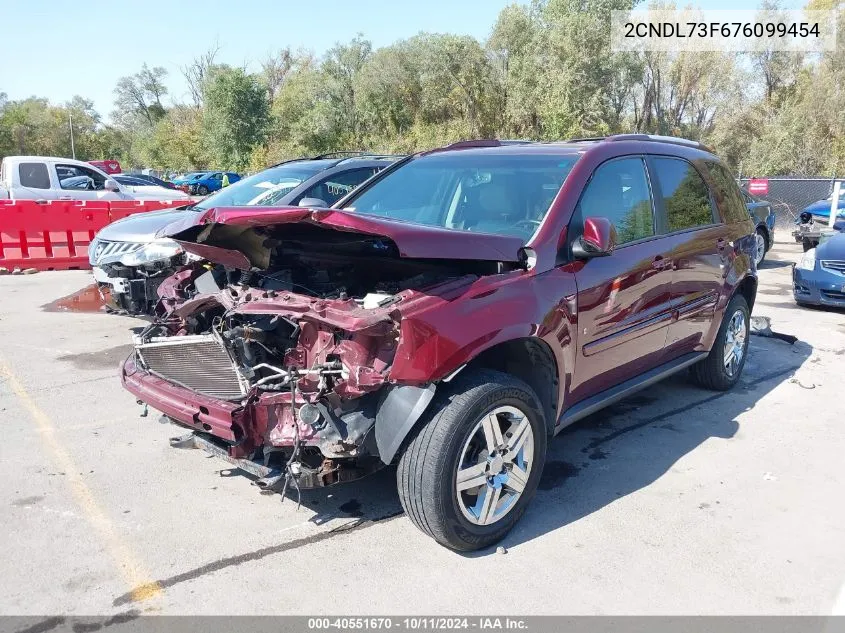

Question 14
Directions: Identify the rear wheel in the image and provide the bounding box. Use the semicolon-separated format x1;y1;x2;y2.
754;229;768;266
802;237;815;252
690;294;750;391
397;369;547;551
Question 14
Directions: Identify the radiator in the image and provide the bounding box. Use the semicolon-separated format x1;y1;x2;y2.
135;334;249;401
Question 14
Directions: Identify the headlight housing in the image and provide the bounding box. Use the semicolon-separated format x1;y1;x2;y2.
119;239;183;266
796;247;816;271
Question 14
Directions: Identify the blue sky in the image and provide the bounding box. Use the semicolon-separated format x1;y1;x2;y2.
0;0;803;119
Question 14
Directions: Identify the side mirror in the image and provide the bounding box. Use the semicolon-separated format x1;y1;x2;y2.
572;216;617;258
103;179;120;192
298;197;329;208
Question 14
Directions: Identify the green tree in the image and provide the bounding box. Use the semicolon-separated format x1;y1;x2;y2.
203;67;270;170
112;64;169;127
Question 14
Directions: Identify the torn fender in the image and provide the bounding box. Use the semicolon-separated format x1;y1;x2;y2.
375;383;437;464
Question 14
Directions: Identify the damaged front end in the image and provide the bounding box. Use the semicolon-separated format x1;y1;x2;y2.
122;208;522;493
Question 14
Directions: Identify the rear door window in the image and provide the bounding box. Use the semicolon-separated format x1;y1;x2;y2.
19;163;51;189
578;157;655;245
652;158;716;231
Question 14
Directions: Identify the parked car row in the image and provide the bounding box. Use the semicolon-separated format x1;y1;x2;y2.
171;171;242;195
103;135;759;551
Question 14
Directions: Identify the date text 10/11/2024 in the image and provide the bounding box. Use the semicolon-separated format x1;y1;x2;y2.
307;617;529;630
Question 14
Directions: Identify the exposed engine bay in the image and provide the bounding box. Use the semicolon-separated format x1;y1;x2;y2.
125;222;510;495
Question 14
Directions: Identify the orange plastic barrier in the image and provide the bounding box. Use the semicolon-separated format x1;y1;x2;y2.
0;199;185;271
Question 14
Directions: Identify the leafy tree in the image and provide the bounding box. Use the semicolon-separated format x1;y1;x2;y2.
203;67;270;170
112;64;169;127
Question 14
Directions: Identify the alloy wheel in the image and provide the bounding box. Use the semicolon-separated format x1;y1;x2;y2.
723;309;748;378
455;405;534;526
754;232;766;266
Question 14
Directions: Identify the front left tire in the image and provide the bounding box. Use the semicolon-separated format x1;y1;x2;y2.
397;369;547;551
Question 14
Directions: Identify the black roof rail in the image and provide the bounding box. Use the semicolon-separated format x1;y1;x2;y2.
422;139;535;154
311;151;371;159
564;136;607;143
336;154;404;163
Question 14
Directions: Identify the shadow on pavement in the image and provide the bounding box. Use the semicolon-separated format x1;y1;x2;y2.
228;333;812;557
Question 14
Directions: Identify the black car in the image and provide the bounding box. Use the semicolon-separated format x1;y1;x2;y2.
117;173;178;190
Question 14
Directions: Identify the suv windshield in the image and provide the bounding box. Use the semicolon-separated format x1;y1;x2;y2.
192;163;325;211
343;152;578;239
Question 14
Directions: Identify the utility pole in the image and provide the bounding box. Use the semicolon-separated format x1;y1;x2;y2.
69;111;76;159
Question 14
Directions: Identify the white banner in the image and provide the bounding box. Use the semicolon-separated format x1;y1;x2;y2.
611;9;838;52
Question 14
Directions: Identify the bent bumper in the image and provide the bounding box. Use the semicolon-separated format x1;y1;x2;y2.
122;355;246;444
121;355;387;486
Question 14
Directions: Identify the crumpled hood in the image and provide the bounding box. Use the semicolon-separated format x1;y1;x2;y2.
159;206;526;268
96;207;196;243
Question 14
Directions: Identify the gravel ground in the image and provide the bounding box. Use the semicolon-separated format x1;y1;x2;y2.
0;239;843;616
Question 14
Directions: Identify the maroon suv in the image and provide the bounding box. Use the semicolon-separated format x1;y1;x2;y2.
122;135;757;550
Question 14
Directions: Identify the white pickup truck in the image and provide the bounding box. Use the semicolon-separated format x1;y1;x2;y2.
0;156;188;201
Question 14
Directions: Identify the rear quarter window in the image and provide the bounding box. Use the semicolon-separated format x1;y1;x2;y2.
651;157;716;232
703;160;749;224
19;163;51;189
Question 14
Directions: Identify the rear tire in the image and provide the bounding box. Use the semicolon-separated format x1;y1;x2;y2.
802;237;814;252
754;228;768;266
691;294;750;391
397;369;547;551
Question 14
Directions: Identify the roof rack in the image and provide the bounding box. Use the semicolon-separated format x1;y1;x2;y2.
422;139;535;154
563;134;709;151
311;151;371;159
607;133;708;149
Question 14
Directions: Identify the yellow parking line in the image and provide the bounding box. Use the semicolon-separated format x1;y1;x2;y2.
0;357;162;603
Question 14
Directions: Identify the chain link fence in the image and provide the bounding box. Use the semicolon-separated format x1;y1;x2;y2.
738;177;839;232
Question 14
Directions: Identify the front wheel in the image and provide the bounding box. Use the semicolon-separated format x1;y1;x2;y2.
397;369;547;551
690;294;750;391
196;185;209;196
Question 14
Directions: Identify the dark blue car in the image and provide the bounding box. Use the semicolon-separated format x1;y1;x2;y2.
793;232;845;308
172;171;241;195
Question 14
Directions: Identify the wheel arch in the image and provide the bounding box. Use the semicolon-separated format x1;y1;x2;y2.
461;337;560;437
376;336;562;465
735;273;758;313
756;223;771;250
